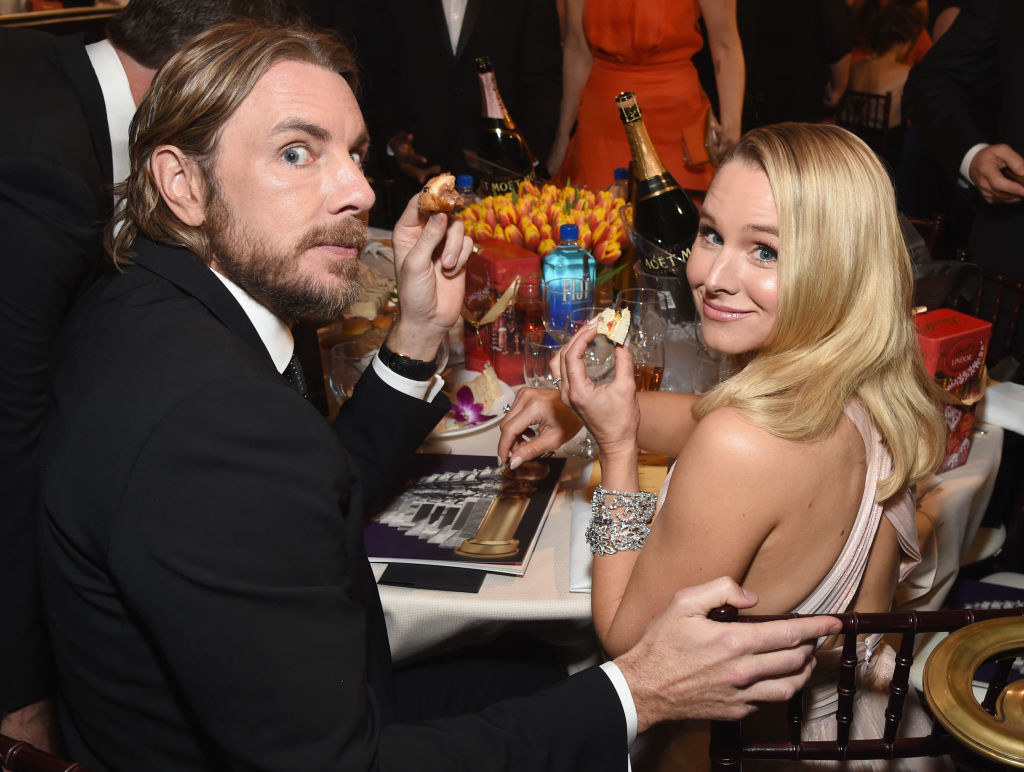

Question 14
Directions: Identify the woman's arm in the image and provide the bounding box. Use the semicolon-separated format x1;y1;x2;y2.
697;0;745;146
595;409;787;657
557;325;782;658
546;0;592;176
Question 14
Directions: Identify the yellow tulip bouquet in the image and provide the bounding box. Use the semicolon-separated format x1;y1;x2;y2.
457;180;630;269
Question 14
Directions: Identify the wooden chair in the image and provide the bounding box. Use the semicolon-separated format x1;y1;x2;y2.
836;91;892;155
956;249;1024;365
706;605;1024;769
0;734;91;772
905;212;947;259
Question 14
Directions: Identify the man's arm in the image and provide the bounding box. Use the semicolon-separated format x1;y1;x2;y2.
0;153;104;717
904;0;999;179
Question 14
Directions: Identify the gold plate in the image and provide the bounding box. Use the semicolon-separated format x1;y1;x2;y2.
924;617;1024;767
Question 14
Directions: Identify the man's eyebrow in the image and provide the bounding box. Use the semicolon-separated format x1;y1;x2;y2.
271;118;330;142
353;129;370;150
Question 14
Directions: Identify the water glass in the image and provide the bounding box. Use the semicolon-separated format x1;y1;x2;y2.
565;306;616;385
329;341;375;404
691;322;731;395
543;277;593;344
522;332;562;388
615;288;667;392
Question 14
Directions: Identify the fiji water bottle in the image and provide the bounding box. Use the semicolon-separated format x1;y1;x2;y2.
455;174;480;209
542;224;596;342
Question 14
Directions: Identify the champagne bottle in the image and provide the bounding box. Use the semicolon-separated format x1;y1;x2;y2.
616;91;699;276
475;56;534;197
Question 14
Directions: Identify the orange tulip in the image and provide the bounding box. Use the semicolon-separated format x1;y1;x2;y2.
505;223;525;247
538;238;556;257
594;239;622;265
523;223;541;252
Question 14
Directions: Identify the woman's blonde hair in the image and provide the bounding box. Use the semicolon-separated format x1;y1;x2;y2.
106;21;358;267
693;123;945;500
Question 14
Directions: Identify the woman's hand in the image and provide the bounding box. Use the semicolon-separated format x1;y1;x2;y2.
559;319;640;460
497;386;583;469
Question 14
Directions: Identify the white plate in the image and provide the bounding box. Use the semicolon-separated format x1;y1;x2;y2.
433;371;515;438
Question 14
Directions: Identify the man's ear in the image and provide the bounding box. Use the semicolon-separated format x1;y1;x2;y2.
150;145;207;227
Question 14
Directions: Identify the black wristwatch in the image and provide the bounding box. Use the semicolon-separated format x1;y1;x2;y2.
377;341;439;381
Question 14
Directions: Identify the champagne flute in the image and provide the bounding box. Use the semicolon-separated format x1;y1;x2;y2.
615;288;667;392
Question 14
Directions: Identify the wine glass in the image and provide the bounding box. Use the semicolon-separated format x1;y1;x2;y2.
563;306;617;460
615;288;667;392
542;277;593;345
522;331;561;389
691;321;731;395
516;279;544;342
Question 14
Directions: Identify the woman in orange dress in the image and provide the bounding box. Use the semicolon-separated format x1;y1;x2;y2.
547;0;744;192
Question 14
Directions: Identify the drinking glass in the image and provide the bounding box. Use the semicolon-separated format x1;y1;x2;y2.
329;341;375;404
516;279;544;341
563;306;618;459
542;277;593;345
522;331;562;388
615;288;667;392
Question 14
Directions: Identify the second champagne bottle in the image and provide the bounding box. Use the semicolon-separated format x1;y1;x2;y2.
616;91;700;277
475;56;535;197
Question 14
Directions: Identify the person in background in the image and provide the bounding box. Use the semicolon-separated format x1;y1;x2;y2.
355;0;561;201
849;4;926;129
501;123;947;770
904;0;1024;363
849;0;931;65
548;0;744;192
0;0;299;751
737;0;851;131
38;22;839;770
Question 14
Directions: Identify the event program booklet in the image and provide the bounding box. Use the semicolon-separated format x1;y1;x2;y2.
365;454;566;575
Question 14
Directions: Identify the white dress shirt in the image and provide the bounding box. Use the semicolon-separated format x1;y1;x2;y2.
440;0;468;53
85;39;136;189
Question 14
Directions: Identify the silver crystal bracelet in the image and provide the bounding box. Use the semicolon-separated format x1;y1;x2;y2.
585;484;658;555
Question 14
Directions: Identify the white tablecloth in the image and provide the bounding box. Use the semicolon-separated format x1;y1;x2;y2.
375;426;597;665
378;410;1004;665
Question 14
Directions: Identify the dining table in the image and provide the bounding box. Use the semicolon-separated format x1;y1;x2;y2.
373;388;1005;673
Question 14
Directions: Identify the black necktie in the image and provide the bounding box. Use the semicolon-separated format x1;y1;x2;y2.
283;353;309;400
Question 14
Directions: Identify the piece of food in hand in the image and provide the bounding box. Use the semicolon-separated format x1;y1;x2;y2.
597;307;630;345
418;172;464;213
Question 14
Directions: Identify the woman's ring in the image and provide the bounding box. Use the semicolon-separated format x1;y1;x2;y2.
502;403;512;414
551;377;562;388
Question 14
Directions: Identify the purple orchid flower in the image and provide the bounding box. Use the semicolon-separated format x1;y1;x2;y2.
449;385;496;426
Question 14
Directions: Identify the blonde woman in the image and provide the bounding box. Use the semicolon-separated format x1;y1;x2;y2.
500;123;947;769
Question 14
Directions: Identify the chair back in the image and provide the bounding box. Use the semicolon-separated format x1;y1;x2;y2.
706;605;1024;769
957;249;1024;364
0;734;91;772
836;90;892;152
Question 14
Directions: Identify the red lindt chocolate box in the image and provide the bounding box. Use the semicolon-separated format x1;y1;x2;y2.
914;308;991;472
464;240;541;385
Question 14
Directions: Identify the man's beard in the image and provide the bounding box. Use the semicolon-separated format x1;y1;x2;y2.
203;188;366;326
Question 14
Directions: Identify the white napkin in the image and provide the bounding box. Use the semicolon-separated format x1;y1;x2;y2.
568;461;595;593
360;240;395;277
977;381;1024;436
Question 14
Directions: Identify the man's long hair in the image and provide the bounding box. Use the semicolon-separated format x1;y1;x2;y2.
692;123;946;501
106;21;359;267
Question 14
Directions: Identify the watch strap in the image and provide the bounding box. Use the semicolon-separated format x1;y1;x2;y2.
377;341;438;381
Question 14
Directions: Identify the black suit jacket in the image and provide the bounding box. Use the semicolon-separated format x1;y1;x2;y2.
357;0;561;182
38;237;625;770
904;0;1024;280
0;28;112;712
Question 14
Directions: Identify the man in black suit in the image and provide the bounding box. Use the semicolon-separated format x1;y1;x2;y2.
904;0;1024;356
38;21;837;770
356;0;561;189
0;0;297;750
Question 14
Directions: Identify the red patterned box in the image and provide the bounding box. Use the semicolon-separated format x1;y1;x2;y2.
914;308;991;472
464;240;541;385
